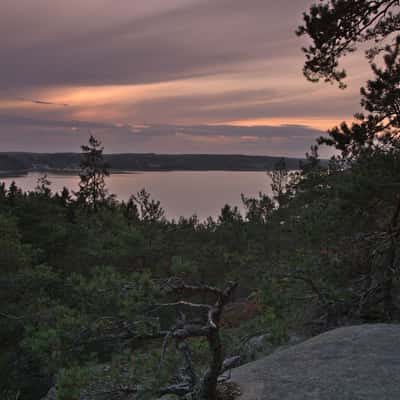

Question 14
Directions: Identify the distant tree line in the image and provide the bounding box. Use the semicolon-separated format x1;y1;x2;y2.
0;152;305;173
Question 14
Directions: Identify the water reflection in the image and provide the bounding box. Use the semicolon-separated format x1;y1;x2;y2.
1;171;273;220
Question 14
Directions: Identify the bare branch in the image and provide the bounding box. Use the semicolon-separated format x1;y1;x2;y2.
158;330;174;373
171;324;211;340
159;383;191;396
155;301;211;310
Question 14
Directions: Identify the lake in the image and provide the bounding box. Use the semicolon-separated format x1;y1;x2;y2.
0;171;274;220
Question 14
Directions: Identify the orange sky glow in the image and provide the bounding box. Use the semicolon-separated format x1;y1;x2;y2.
0;0;370;155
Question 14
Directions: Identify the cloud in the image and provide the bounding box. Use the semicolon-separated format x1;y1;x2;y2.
0;116;113;129
0;0;315;89
0;115;327;157
14;98;69;107
0;0;369;155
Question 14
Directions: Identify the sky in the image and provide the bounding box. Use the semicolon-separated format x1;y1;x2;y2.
0;0;371;157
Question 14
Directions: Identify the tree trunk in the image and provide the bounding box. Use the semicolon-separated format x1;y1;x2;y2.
195;329;223;400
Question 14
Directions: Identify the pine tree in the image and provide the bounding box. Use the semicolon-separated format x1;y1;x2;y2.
35;174;52;197
298;1;400;158
297;0;400;87
318;39;400;158
268;158;289;207
76;135;110;211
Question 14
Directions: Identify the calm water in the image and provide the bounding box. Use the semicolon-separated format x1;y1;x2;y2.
1;171;273;220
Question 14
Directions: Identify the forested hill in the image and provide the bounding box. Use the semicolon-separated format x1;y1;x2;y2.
0;152;304;172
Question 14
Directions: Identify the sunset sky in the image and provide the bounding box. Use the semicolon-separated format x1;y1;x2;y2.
0;0;371;157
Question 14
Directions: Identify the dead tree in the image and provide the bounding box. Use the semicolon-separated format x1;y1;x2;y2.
70;281;240;400
158;280;240;400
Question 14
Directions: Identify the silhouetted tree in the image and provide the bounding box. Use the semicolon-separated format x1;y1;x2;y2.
35;174;52;197
218;204;242;224
268;158;289;207
298;1;400;158
130;189;165;223
60;187;72;206
241;192;274;223
297;0;400;87
318;38;400;158
76;135;109;211
7;181;22;205
0;182;6;203
295;0;400;323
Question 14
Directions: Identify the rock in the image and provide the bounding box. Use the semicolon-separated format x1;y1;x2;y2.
273;332;306;353
286;333;305;346
241;333;274;362
241;332;305;362
231;324;400;400
41;386;57;400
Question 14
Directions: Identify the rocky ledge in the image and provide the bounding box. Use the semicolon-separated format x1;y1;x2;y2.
231;324;400;400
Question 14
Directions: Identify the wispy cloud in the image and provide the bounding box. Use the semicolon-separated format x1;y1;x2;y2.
15;97;69;107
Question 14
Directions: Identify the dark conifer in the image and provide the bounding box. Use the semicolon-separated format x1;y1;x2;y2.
76;135;110;211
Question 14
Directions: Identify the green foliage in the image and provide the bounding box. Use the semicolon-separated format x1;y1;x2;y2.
56;366;91;400
171;255;198;277
0;213;31;272
35;174;52;197
268;157;290;207
130;189;166;223
241;192;274;223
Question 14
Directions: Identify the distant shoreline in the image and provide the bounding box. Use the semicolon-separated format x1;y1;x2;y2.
0;168;281;179
0;170;30;178
0;152;308;177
